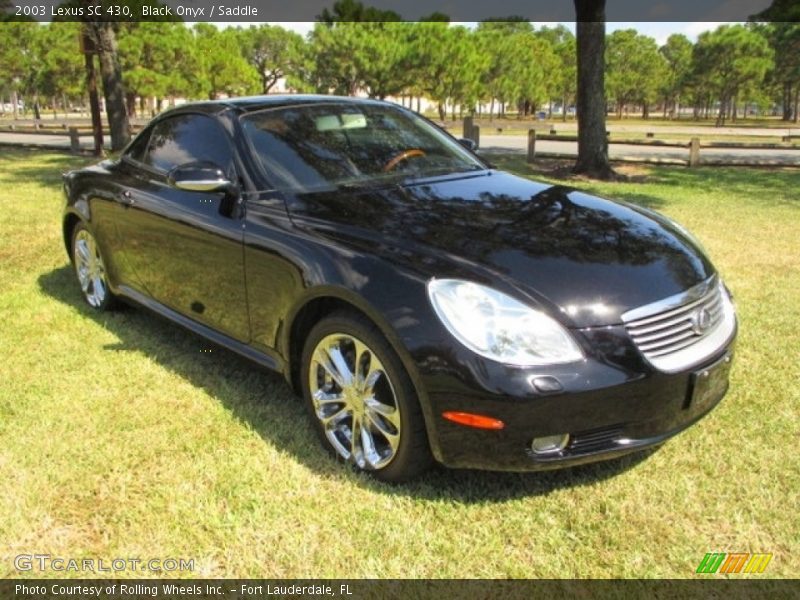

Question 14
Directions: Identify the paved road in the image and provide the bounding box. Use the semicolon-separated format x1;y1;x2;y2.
1;131;798;166
478;135;800;166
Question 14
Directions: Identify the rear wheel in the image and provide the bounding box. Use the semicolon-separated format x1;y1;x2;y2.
71;223;116;311
301;311;432;482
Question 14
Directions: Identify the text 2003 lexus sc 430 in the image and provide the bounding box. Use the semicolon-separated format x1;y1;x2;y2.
63;96;736;482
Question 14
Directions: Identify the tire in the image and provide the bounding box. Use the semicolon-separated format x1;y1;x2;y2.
300;310;432;483
70;222;117;311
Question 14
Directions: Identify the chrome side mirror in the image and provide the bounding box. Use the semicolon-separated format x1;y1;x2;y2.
458;138;478;151
168;164;235;193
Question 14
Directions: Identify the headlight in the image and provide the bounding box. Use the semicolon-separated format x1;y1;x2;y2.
427;279;584;366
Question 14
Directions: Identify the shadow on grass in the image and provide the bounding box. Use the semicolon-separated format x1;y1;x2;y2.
0;147;97;187
38;265;657;503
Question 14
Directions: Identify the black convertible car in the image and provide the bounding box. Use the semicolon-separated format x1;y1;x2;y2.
63;95;737;482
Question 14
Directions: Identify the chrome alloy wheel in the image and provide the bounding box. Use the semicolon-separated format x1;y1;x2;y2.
73;229;108;308
308;333;402;470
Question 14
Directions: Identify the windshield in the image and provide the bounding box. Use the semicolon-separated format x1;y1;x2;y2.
240;103;485;192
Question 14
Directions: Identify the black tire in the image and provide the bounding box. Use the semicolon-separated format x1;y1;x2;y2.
70;222;117;311
300;310;433;483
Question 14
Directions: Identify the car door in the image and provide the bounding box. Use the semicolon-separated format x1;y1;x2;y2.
114;112;250;342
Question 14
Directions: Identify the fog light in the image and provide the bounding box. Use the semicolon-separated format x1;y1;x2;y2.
531;434;569;454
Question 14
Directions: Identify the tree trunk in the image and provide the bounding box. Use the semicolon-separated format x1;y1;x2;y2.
716;95;727;127
437;102;445;121
126;91;136;118
794;86;799;123
11;90;19;120
83;34;104;157
783;82;793;121
89;22;130;151
573;2;615;179
562;93;567;121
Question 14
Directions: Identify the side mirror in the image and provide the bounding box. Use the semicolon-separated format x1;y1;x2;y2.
168;164;236;194
458;138;478;151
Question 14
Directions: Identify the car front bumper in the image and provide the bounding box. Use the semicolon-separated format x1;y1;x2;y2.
416;325;736;472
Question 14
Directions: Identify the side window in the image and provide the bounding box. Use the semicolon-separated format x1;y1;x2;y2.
143;114;234;175
124;127;152;163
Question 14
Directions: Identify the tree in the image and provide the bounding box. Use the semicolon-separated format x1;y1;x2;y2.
37;22;85;117
354;23;415;99
239;24;305;94
516;34;558;118
765;23;800;121
0;22;38;118
307;22;364;95
573;0;616;179
193;24;258;100
415;24;485;120
85;21;130;150
537;25;576;120
475;24;525;119
750;0;800;122
659;34;693;118
118;23;203;115
606;29;666;119
307;22;415;99
692;25;773;126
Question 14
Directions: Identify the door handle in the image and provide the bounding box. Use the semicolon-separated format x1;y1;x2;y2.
118;190;135;206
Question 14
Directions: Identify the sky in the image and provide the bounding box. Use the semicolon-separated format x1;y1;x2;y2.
216;21;734;45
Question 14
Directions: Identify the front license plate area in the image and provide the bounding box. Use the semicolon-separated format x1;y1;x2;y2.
688;353;733;414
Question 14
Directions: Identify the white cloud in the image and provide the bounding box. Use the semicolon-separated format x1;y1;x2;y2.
682;22;728;39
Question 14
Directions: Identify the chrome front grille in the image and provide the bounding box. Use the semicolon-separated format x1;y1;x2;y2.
621;276;736;373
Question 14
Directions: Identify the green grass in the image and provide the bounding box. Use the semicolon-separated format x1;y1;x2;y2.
0;149;798;579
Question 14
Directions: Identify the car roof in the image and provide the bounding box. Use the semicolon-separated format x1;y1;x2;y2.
167;94;392;116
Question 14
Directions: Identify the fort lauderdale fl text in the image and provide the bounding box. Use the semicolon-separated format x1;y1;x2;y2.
16;583;354;597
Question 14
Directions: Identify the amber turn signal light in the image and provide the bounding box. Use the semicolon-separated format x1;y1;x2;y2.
442;411;505;430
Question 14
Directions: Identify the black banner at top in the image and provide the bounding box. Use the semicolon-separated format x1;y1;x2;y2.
0;0;791;23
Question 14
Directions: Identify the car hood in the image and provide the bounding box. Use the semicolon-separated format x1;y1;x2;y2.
288;170;714;328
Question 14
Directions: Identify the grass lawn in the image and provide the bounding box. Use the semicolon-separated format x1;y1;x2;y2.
0;148;798;579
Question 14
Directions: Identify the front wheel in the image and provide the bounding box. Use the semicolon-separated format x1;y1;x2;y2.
71;223;116;311
300;311;432;482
